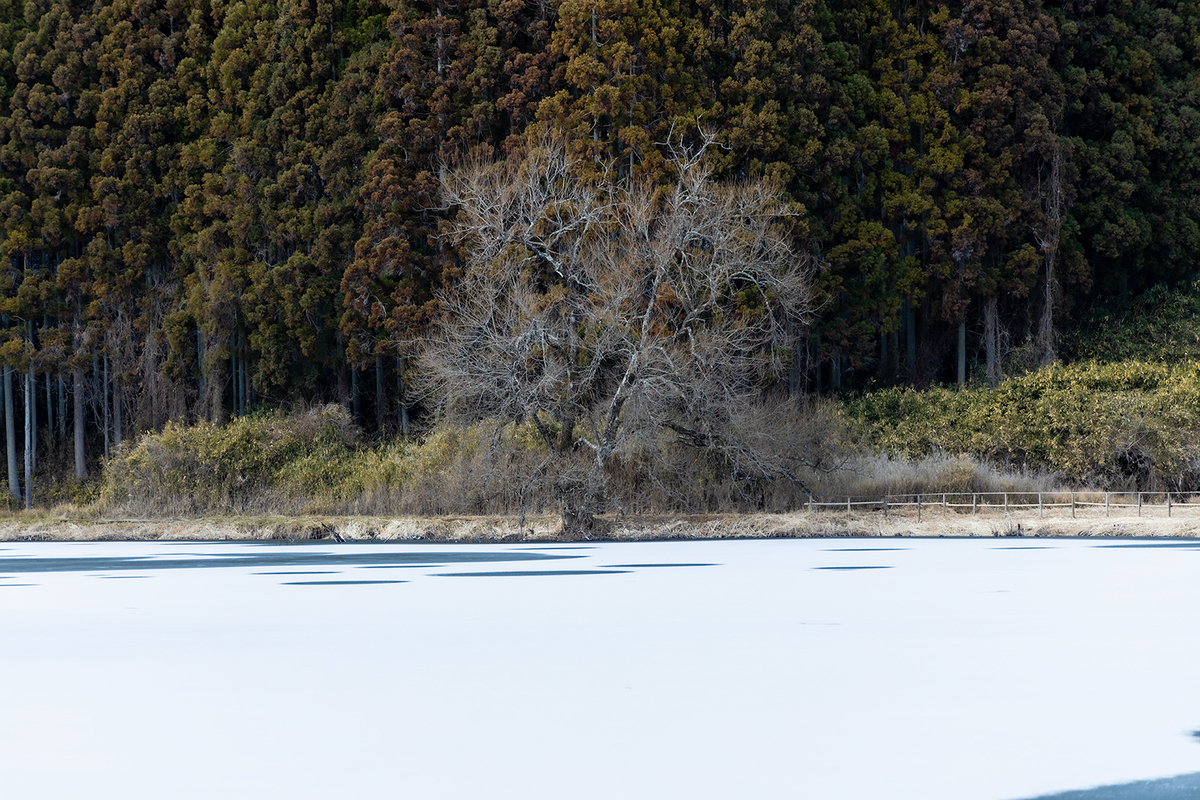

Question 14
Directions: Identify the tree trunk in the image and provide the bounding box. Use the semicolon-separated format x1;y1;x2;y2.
904;299;917;378
375;354;384;432
351;366;361;425
239;333;248;415
44;372;52;445
231;341;239;416
58;375;66;438
957;321;967;384
113;369;122;450
1036;141;1064;366
74;368;87;479
396;358;409;436
28;363;36;474
879;331;888;381
102;354;110;460
196;327;206;412
336;334;349;411
983;296;1000;387
5;366;20;500
24;369;32;510
560;486;597;538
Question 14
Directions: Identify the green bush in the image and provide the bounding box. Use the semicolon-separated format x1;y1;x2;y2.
1066;281;1200;363
97;407;558;517
100;404;363;515
843;361;1200;490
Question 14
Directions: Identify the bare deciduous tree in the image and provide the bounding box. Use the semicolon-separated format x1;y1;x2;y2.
423;136;813;535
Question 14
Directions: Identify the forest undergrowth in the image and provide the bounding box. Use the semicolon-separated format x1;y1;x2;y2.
84;402;1058;522
16;283;1200;523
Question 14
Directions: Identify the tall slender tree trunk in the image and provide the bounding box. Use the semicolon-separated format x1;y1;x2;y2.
196;328;206;410
231;338;239;416
24;369;32;510
57;375;65;438
983;296;1000;387
879;332;888;381
239;333;248;415
113;372;122;450
1036;141;1064;366
396;357;409;437
336;334;349;411
5;366;20;500
74;367;87;479
102;354;110;460
375;354;384;432
957;321;967;384
904;299;917;378
44;372;52;445
351;366;361;425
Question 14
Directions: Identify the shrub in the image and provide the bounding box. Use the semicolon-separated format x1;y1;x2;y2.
843;361;1200;491
99;404;361;515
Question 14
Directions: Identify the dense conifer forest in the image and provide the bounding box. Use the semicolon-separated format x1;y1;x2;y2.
2;0;1200;504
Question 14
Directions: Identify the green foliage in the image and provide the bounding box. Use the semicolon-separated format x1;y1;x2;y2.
100;404;363;514
98;405;556;516
1065;281;1200;363
845;360;1200;490
6;0;1200;505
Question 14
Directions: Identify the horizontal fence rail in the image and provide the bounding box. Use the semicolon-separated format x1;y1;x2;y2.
803;491;1200;521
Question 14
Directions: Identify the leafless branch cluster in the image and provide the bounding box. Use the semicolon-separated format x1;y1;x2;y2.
423;134;813;534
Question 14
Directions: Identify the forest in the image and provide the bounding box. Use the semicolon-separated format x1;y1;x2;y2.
2;0;1200;507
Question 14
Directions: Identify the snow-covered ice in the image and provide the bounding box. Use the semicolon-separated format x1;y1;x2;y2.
0;537;1197;799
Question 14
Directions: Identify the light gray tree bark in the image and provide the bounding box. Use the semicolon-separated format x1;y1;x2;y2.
428;135;813;535
24;368;32;509
74;367;87;480
5;366;20;500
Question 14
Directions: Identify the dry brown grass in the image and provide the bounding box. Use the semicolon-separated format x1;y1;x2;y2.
3;503;1197;542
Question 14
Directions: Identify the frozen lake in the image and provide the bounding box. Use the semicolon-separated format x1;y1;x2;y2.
1;537;1197;799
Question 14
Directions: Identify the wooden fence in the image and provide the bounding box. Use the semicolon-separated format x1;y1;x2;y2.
804;491;1200;521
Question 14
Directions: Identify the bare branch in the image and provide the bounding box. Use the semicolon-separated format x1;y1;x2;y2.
422;133;814;534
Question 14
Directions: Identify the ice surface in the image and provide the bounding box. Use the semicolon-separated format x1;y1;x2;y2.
0;538;1197;800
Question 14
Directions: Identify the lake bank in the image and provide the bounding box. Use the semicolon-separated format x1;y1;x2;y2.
4;508;1200;542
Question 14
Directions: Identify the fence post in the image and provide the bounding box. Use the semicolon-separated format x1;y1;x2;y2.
1168;494;1172;518
943;493;947;509
883;497;888;517
1004;492;1008;514
917;495;922;522
1039;493;1043;518
972;494;977;514
1105;492;1110;517
1071;491;1075;519
847;496;851;513
807;495;813;513
1137;492;1141;517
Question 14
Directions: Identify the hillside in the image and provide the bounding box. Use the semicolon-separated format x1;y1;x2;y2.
3;0;1200;507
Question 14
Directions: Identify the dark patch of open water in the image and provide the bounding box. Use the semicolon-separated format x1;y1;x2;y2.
0;550;579;574
435;569;628;577
1016;772;1200;799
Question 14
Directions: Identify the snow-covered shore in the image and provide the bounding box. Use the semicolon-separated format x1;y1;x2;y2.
2;508;1200;542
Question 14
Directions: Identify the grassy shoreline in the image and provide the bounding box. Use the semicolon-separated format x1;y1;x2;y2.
4;508;1199;542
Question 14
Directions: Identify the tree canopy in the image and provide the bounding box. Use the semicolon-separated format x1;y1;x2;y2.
2;0;1200;497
